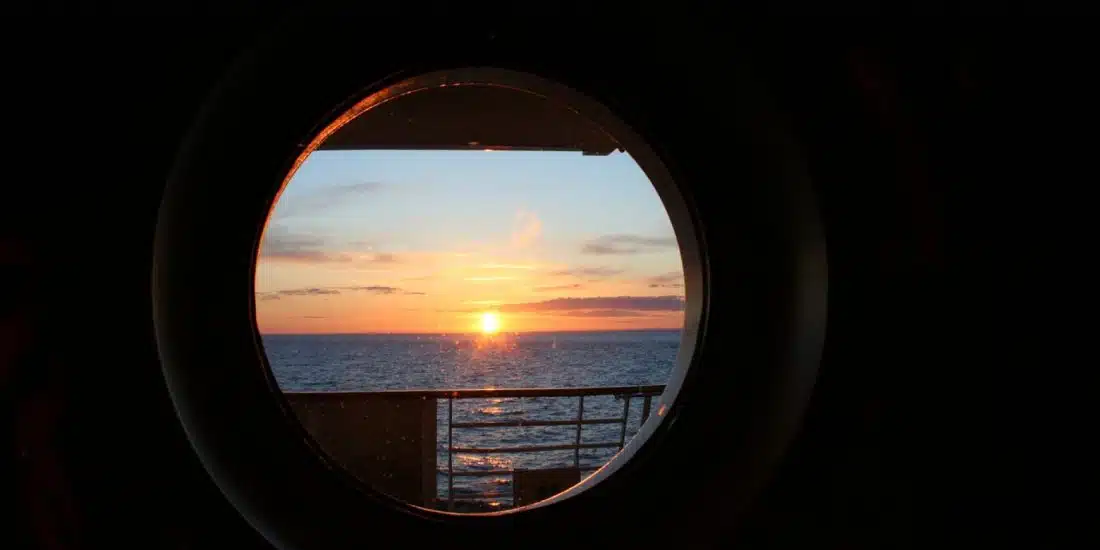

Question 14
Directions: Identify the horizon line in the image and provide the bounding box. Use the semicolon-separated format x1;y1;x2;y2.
260;327;683;336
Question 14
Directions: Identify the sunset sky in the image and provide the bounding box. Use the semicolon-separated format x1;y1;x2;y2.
255;149;685;334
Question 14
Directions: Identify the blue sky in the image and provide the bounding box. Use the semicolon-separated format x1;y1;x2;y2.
256;149;685;334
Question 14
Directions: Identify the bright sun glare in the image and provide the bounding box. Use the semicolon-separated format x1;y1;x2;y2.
480;312;501;335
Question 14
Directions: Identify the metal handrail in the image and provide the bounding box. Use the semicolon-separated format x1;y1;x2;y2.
292;385;664;399
451;417;623;428
450;442;623;454
285;384;665;510
443;384;665;510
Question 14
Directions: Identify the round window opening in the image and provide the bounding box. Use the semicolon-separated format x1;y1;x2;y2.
255;69;702;514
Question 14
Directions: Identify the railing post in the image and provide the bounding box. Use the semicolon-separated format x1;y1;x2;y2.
618;395;632;449
447;396;454;511
641;395;653;424
574;395;585;469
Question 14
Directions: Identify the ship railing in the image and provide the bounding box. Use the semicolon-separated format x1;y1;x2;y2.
435;385;666;509
285;384;666;510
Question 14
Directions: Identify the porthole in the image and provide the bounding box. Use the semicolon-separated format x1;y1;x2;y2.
254;69;703;513
155;26;825;548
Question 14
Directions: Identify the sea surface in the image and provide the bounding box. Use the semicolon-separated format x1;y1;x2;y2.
263;330;680;507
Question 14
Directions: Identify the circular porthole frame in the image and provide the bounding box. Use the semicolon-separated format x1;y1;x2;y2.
154;22;826;550
254;67;707;514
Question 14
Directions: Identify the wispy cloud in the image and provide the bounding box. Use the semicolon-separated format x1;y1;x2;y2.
511;210;542;248
259;226;400;265
271;182;383;219
258;287;340;300
464;276;516;282
257;284;424;300
345;285;401;295
646;271;684;289
259;227;351;263
550;266;624;278
556;309;654;318
581;234;677;255
533;283;585;292
371;253;400;264
498;295;685;313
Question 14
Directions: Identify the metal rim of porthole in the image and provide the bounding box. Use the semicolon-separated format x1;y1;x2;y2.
259;67;707;513
153;21;826;550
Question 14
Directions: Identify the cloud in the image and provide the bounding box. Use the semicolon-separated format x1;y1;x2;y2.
259;226;400;265
550;267;624;278
646;271;684;289
345;285;401;295
259;227;352;263
647;272;683;284
271;182;383;219
533;283;584;292
257;287;341;300
556;309;656;318
498;295;685;313
370;253;400;264
581;234;677;255
488;295;685;319
256;284;423;300
302;315;327;319
403;290;427;295
511;210;542;248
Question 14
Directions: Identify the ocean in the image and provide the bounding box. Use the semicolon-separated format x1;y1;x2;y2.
263;330;681;507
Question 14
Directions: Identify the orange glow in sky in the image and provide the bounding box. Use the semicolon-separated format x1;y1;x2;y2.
254;149;686;334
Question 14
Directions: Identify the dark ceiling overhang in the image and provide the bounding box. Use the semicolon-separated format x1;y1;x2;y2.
317;85;622;155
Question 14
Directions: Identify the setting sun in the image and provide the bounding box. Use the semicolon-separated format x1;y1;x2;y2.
255;149;686;335
480;312;501;334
